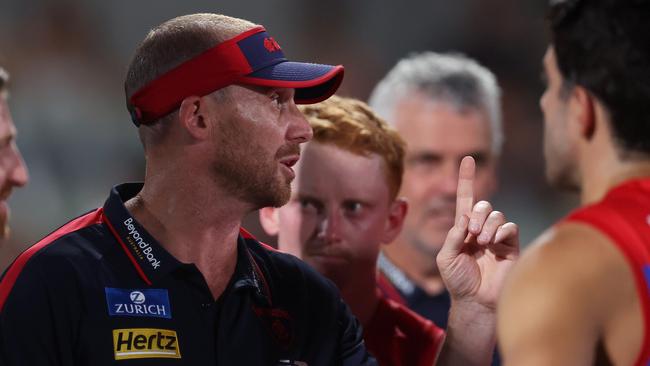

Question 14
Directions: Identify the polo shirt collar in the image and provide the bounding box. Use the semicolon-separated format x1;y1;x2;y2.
102;183;270;304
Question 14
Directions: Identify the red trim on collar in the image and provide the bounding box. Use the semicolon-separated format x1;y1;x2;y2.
377;271;407;306
103;211;153;286
240;227;277;252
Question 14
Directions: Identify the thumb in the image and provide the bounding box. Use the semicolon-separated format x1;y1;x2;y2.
438;214;469;262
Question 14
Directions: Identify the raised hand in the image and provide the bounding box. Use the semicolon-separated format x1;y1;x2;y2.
436;156;519;308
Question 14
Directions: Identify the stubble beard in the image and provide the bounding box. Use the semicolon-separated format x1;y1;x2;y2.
544;131;580;192
213;152;291;210
212;134;295;210
405;226;443;261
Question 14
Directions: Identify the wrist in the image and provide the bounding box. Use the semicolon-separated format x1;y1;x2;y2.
437;300;497;366
449;299;497;328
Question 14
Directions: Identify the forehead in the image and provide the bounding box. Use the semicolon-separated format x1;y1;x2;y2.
294;142;390;200
392;94;492;155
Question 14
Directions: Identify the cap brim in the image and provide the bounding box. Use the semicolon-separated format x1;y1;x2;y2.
239;61;344;104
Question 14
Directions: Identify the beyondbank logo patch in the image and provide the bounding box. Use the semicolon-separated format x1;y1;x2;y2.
105;288;172;319
113;328;181;360
123;217;161;269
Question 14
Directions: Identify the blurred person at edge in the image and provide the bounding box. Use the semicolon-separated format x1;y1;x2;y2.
260;95;519;365
0;68;29;239
499;1;650;365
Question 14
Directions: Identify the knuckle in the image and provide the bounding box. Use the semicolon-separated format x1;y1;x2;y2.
473;200;492;213
508;222;520;233
490;210;505;220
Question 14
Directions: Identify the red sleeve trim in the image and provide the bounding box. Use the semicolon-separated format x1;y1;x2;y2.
0;209;104;312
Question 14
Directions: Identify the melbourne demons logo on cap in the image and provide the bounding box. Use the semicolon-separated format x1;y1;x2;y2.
263;37;281;53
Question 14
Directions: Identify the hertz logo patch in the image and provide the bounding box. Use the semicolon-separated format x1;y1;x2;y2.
113;328;181;360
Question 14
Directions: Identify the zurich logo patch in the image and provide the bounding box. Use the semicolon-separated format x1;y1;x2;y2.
105;288;172;319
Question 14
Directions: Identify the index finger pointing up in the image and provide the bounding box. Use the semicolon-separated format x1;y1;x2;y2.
455;156;476;224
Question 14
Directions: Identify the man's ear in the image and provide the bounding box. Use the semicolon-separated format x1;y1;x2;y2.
259;207;280;236
178;96;210;140
381;197;408;245
568;86;596;140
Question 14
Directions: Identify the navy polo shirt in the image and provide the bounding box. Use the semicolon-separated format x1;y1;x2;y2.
0;183;376;365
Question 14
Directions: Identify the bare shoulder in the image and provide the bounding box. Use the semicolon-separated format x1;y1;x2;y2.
501;222;627;311
517;222;626;285
498;222;639;365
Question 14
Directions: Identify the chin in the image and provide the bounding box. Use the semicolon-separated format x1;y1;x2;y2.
306;254;349;273
0;224;9;240
409;232;444;258
546;167;580;192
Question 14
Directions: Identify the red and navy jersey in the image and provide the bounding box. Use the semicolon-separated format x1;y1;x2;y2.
364;292;444;366
0;183;376;366
565;178;650;366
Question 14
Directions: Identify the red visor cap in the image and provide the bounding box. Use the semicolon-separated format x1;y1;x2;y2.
128;26;344;125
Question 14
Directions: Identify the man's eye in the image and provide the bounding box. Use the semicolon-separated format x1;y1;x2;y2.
298;198;321;214
270;93;281;106
342;201;363;215
406;153;442;172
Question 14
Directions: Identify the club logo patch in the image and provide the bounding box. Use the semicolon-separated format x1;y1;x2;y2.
105;288;172;319
113;328;181;360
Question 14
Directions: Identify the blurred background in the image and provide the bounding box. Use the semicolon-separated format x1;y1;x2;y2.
0;0;577;270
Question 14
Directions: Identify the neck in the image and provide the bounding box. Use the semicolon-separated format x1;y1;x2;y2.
335;266;380;327
580;148;650;205
382;241;446;296
126;160;253;299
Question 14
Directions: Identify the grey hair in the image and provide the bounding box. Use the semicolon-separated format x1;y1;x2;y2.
368;52;504;155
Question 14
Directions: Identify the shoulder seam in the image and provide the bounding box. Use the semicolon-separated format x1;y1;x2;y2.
0;208;104;312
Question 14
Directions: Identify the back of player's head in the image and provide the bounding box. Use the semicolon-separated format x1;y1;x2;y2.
124;14;256;148
548;0;650;157
299;95;406;199
368;51;503;155
125;14;255;104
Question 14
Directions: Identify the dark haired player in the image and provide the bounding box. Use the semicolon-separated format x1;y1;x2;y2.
498;0;650;364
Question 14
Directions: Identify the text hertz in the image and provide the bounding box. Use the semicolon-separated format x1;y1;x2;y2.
113;328;180;360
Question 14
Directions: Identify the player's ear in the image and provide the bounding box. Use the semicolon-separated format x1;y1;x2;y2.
569;85;596;140
259;207;280;236
381;197;408;244
178;95;211;140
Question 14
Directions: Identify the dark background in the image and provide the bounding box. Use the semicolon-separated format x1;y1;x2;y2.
0;0;578;270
